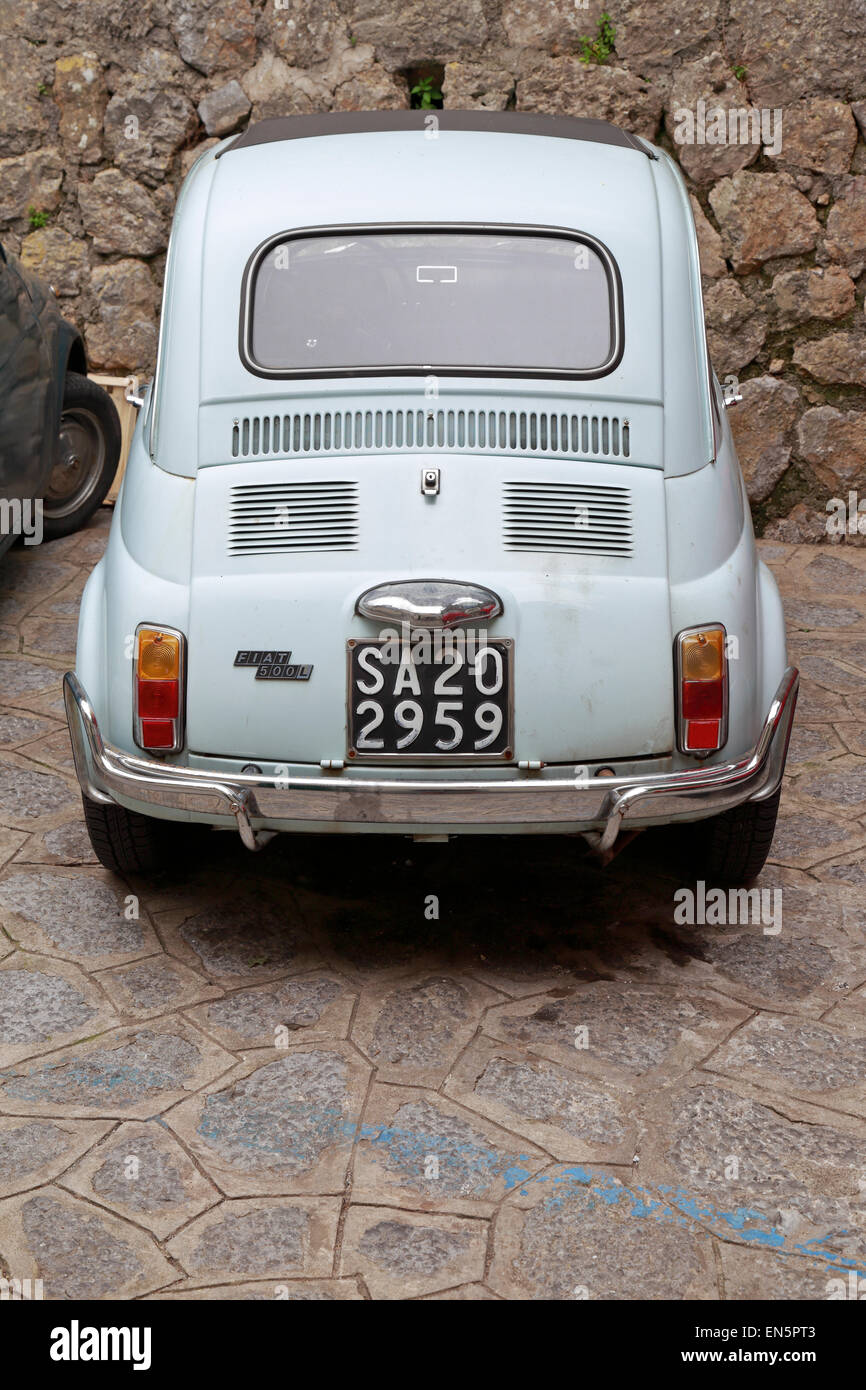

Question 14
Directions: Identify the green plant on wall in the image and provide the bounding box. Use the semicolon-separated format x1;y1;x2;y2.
27;206;49;229
578;11;616;65
410;75;443;109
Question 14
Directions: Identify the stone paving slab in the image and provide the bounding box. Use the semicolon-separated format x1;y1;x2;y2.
748;873;866;942
14;817;99;867
705;1011;866;1118
18;688;77;723
794;756;866;819
339;1205;487;1299
95;955;224;1022
182;971;356;1051
19;617;79;660
0;753;79;830
0;1185;177;1299
165;1041;371;1197
165;1196;340;1286
351;1083;548;1216
27;574;89;622
351;973;502;1089
0;552;80;600
766;804;866;870
717;1245;857;1300
786;721;848;768
0;868;161;967
633;1079;866;1265
0;953;118;1067
488;1167;719;1300
0;1117;114;1199
814;856;866;890
1;526;865;1299
0;1018;236;1120
60;1120;221;1239
444;1036;638;1166
15;728;78;778
155;897;325;988
481;982;752;1090
0;712;60;752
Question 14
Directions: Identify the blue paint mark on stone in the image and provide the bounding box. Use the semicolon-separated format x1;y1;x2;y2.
358;1100;536;1197
179;1089;866;1278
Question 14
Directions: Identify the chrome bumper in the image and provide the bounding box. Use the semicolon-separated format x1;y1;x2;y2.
63;668;798;851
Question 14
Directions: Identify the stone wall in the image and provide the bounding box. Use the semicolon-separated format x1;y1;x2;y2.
2;0;865;539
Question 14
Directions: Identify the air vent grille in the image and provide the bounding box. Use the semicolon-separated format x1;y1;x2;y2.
231;408;630;461
228;481;358;555
503;481;633;556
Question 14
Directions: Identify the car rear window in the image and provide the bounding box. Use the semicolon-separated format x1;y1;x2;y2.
244;228;620;378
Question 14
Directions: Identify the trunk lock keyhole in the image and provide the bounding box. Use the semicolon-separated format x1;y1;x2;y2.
421;467;440;496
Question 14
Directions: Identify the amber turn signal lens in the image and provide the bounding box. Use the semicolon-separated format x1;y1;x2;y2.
138;629;180;680
680;628;724;681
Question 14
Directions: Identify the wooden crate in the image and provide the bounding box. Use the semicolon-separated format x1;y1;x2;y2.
87;374;140;505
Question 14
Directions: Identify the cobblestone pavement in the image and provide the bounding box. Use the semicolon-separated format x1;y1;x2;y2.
1;513;866;1301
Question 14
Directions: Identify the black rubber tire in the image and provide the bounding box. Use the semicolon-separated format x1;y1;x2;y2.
690;785;782;885
82;793;176;875
42;373;121;540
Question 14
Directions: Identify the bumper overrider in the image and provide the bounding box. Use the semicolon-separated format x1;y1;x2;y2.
63;668;799;852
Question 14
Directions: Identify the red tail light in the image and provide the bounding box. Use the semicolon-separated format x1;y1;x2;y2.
134;625;185;753
676;626;728;755
681;680;723;720
139;718;177;749
137;681;179;719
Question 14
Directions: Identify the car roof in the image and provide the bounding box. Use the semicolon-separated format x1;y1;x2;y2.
199;112;661;265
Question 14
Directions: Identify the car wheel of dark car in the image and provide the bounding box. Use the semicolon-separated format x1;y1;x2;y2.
689;785;782;886
43;372;121;540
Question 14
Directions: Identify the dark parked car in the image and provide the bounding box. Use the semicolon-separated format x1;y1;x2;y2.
0;239;120;554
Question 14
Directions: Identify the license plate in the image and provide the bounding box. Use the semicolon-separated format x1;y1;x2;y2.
347;637;513;760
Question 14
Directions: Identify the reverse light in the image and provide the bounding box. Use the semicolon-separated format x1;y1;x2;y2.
676;625;728;755
134;625;185;753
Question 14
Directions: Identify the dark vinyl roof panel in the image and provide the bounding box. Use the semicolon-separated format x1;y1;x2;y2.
218;110;655;159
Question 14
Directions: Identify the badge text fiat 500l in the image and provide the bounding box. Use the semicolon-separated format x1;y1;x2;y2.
65;111;798;885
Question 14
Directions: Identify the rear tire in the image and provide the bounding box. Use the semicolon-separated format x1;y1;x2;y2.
42;373;121;540
690;786;782;885
82;793;176;875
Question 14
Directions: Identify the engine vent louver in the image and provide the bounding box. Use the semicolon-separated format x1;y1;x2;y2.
228;481;358;555
231;408;631;461
503;481;633;557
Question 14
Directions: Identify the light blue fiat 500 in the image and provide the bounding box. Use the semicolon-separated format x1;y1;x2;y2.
64;111;798;882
